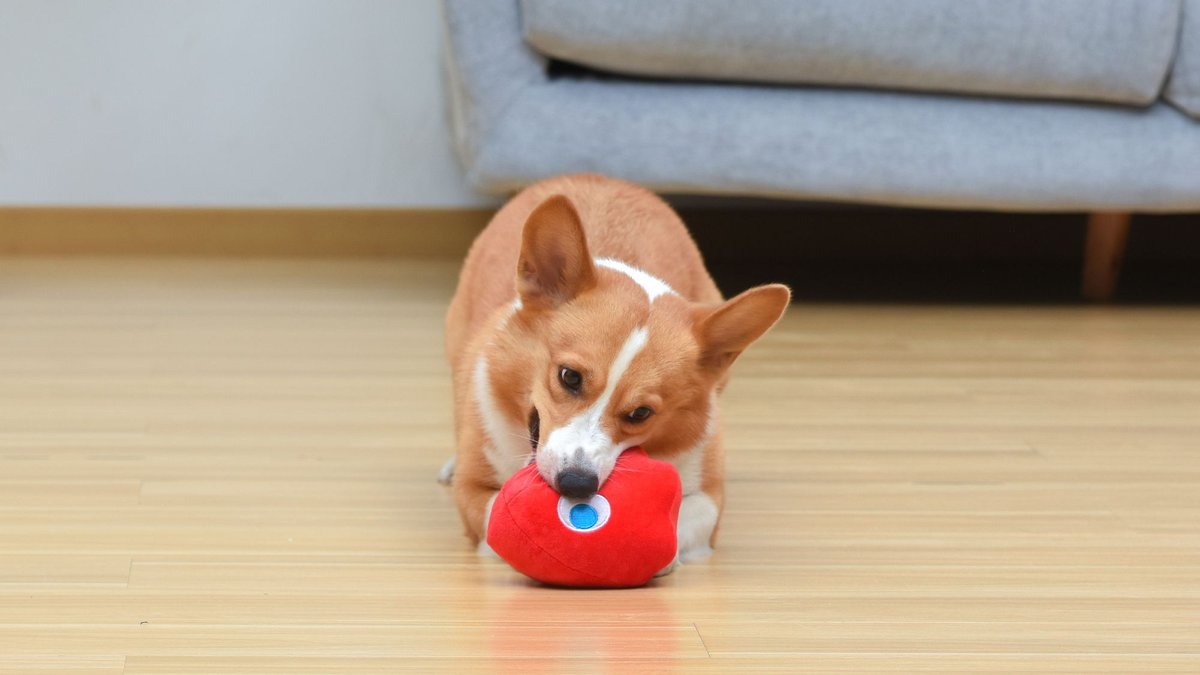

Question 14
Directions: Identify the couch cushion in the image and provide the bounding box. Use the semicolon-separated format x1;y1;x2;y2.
522;0;1181;106
1166;0;1200;118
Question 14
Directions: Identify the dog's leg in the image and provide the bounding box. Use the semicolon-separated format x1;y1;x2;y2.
656;489;720;577
676;491;720;563
451;430;503;553
672;427;725;567
454;475;499;554
474;492;500;558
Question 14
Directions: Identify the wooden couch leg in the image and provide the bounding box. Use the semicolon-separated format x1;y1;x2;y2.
1081;212;1131;302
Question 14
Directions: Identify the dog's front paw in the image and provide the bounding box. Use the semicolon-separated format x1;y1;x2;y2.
654;555;680;578
437;456;456;485
676;492;719;563
679;544;713;564
476;538;499;559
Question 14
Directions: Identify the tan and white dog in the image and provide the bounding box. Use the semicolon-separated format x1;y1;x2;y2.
440;174;789;570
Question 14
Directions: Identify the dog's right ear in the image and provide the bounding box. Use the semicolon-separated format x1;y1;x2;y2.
516;195;596;308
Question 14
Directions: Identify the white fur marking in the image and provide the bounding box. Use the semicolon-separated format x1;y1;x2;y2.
437;456;456;485
669;440;705;498
654;555;680;578
541;326;649;478
595;258;676;302
472;357;530;481
668;392;718;496
477;492;500;558
596;326;649;413
677;493;719;563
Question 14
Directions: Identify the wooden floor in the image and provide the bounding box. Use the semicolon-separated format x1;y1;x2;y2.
2;257;1199;672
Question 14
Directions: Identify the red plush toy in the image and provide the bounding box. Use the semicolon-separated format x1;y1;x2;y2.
486;448;682;588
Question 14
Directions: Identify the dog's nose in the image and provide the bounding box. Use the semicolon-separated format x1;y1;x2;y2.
556;469;599;499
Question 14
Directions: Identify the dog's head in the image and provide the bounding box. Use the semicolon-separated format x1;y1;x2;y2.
505;194;789;498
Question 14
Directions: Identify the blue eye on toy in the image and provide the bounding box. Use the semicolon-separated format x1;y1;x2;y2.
557;493;611;532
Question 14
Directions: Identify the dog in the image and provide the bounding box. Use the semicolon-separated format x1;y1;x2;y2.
440;174;789;571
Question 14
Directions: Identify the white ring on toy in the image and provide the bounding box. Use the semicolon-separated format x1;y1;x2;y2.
557;493;612;532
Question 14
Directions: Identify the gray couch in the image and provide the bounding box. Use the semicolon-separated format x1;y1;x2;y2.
442;0;1200;298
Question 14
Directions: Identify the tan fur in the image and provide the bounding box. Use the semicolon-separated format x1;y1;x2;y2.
444;174;788;551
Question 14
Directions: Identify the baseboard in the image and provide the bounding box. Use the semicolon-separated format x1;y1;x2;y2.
6;205;1197;262
0;207;493;257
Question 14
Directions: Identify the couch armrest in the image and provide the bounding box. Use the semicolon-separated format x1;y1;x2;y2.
443;0;547;180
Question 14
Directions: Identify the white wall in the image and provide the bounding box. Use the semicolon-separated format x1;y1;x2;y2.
0;0;492;207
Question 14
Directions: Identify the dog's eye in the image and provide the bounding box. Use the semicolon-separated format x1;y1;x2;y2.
625;406;654;423
559;366;582;393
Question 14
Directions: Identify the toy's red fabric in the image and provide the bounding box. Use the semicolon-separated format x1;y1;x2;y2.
486;448;681;588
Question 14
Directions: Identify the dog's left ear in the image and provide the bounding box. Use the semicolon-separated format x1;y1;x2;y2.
516;195;596;309
693;284;791;372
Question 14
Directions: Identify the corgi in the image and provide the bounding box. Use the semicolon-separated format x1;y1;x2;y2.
440;174;789;570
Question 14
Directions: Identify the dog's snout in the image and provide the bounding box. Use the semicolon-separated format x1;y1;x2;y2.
556;469;599;499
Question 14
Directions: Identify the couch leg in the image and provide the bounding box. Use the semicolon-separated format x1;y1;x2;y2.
1081;212;1131;302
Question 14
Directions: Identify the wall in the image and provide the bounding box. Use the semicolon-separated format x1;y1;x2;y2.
0;0;491;207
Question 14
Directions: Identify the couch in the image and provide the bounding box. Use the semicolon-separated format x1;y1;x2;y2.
441;0;1200;299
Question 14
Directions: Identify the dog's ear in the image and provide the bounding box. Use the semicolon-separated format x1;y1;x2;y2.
693;284;791;372
516;195;596;308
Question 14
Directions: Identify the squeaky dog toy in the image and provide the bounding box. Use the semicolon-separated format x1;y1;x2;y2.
486;448;682;588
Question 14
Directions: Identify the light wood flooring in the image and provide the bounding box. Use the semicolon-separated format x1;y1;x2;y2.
1;257;1198;672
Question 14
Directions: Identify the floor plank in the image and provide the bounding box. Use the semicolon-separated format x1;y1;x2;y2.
0;257;1197;670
